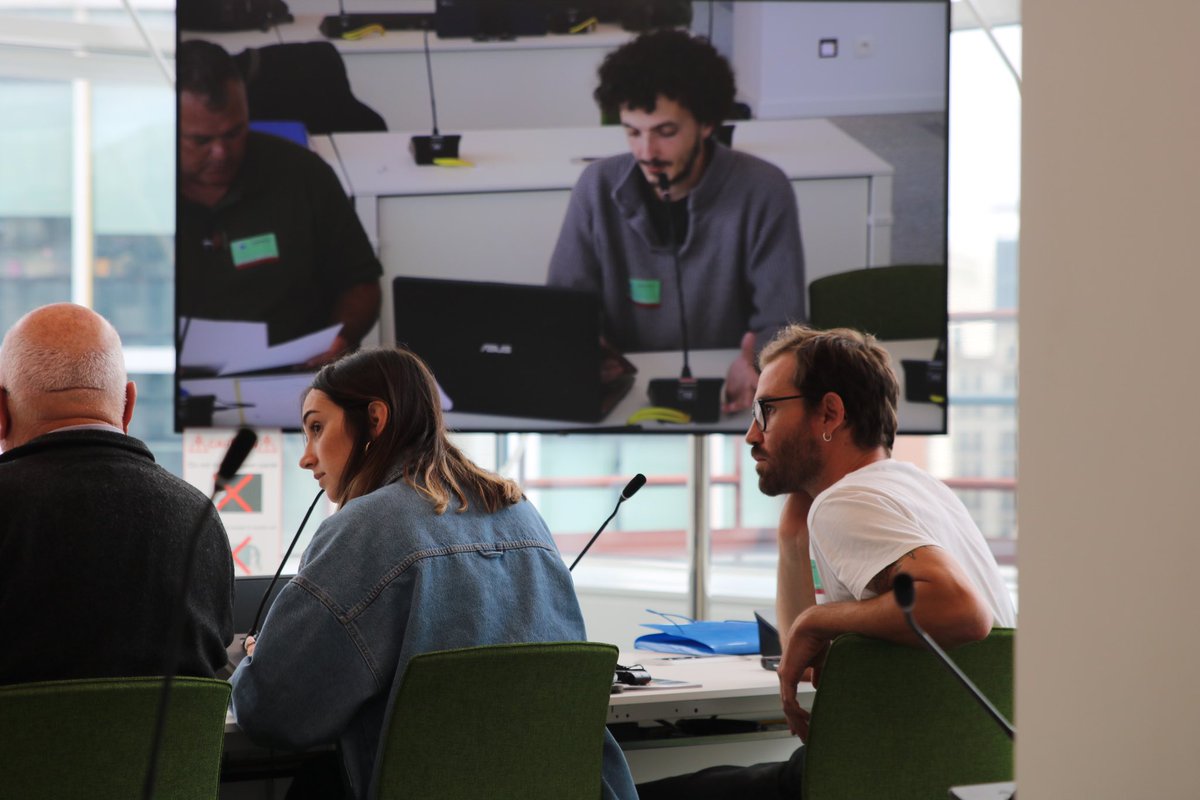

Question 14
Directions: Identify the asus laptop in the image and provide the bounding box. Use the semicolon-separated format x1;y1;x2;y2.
392;277;634;424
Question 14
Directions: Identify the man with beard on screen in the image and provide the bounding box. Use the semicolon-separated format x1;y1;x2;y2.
547;30;806;416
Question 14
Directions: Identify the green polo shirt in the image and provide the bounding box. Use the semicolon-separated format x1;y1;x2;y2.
177;132;382;345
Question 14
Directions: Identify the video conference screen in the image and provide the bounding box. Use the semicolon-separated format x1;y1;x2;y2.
174;0;949;435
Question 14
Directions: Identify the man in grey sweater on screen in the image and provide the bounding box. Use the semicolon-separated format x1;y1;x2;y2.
547;30;806;415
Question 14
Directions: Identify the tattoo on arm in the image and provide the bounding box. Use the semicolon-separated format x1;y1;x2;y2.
867;548;926;596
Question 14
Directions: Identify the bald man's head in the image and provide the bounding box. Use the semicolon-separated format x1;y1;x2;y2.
0;304;135;450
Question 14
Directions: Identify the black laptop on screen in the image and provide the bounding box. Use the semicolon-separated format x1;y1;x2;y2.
392;277;635;424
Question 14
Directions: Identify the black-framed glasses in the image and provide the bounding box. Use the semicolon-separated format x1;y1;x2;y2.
752;394;805;433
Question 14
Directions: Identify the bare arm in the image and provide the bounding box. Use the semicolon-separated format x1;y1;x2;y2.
777;545;993;738
305;280;382;367
775;491;817;632
722;332;760;414
333;280;382;345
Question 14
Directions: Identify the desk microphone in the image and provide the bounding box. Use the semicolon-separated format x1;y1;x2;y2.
893;573;1015;740
658;172;691;380
568;474;646;571
143;428;258;800
645;172;723;423
410;28;461;165
318;0;353;37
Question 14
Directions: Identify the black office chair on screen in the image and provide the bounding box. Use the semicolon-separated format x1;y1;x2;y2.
808;264;947;341
234;41;387;135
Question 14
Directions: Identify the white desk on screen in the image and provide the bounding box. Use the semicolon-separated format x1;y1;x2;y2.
279;15;634;130
183;16;634;131
435;342;943;435
323;118;894;362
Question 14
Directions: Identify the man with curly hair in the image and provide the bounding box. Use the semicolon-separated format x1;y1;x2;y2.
547;30;805;414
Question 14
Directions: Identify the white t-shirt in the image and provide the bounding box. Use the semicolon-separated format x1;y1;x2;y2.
808;460;1016;627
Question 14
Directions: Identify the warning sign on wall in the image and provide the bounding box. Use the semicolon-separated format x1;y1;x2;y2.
183;428;283;575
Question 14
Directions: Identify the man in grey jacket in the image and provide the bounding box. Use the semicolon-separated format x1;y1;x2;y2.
547;30;805;414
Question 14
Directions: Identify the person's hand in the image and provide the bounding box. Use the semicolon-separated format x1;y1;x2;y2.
242;634;256;657
598;337;634;384
777;612;829;740
303;334;355;369
722;332;759;414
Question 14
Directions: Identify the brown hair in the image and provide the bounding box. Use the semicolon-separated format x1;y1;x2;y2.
307;346;522;512
759;325;899;451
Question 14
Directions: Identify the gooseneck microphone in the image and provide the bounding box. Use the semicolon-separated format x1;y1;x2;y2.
143;428;258;800
568;474;646;572
410;28;461;165
246;489;326;641
658;172;692;381
644;172;723;422
893;573;1015;740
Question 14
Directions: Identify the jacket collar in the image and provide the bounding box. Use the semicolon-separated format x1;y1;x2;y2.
611;139;734;252
0;428;153;465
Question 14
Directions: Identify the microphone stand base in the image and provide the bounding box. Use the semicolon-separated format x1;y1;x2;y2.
410;134;462;165
648;377;724;424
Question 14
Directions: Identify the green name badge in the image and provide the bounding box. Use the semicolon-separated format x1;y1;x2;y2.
230;233;280;269
629;278;662;308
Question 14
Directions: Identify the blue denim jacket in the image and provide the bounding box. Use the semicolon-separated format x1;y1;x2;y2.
230;481;636;799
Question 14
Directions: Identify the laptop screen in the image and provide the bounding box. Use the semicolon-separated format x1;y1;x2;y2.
393;277;628;425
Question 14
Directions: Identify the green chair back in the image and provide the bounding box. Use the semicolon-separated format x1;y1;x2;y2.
0;675;231;800
803;629;1014;800
808;264;947;340
374;641;618;800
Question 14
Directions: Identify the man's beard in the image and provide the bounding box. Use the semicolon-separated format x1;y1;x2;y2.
755;425;823;497
671;132;706;187
644;130;707;189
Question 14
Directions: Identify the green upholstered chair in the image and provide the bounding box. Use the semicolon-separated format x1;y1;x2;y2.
803;629;1014;800
373;641;618;800
0;675;231;800
808;264;948;340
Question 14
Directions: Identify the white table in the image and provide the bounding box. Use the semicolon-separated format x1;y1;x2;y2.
223;652;812;785
609;652;808;725
222;652;804;733
609;653;809;782
949;783;1017;799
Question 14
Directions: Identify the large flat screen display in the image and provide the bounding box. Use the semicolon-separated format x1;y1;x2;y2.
175;0;949;435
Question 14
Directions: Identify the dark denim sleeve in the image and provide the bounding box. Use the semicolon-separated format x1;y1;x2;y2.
230;578;381;751
601;727;639;800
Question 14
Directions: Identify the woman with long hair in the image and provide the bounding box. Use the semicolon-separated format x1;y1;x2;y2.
230;346;635;800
